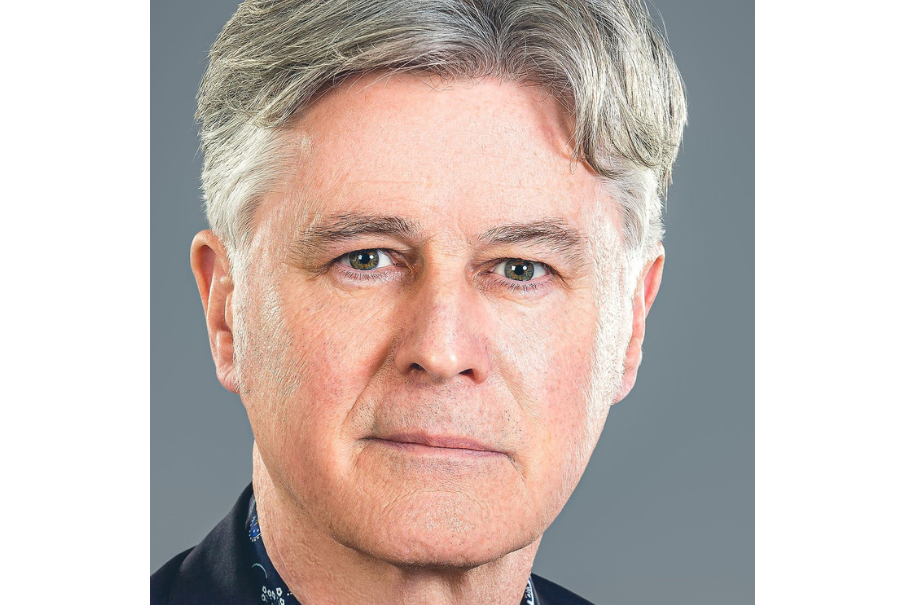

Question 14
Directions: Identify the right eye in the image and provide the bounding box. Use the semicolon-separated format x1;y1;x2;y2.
491;258;549;282
341;249;393;271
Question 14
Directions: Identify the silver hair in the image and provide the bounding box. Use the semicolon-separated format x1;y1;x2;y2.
196;0;686;272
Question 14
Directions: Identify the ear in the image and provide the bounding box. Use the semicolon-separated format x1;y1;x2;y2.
613;243;665;404
190;230;240;394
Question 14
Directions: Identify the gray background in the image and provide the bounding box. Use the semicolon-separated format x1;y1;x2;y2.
151;1;752;602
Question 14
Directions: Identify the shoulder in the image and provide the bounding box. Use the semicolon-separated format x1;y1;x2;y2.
150;484;255;605
150;547;192;605
531;573;597;605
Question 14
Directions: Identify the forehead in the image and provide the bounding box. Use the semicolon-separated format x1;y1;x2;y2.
257;72;617;241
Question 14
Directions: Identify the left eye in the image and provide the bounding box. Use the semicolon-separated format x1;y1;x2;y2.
344;249;393;271
492;259;548;281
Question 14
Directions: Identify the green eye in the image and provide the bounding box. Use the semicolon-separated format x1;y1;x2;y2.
505;260;534;281
493;259;548;281
346;249;391;270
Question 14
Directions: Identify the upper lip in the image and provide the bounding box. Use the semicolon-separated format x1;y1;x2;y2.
373;432;502;453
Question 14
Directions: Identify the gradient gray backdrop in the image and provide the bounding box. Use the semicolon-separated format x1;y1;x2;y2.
151;1;753;602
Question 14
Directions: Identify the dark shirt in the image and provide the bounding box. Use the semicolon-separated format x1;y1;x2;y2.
152;483;594;605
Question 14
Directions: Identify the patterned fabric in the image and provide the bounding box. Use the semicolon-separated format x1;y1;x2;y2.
246;497;296;604
244;494;537;605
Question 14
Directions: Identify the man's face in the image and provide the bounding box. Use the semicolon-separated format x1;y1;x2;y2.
210;74;646;567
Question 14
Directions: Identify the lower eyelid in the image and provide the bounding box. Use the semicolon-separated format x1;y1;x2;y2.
336;267;397;283
487;272;554;294
502;280;541;291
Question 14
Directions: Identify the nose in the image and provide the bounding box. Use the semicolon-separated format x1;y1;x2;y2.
392;270;492;383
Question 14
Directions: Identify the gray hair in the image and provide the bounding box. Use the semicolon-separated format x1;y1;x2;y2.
196;0;686;271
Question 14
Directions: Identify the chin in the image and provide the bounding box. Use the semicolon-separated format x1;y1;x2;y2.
334;491;541;569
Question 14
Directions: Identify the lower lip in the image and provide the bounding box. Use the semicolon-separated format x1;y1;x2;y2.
369;438;505;459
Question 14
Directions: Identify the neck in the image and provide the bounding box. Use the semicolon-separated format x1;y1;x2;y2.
251;446;541;605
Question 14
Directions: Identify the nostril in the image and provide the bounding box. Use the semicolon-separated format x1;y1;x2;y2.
459;369;474;377
411;363;425;372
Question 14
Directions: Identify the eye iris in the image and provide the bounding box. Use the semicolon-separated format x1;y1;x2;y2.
504;260;534;281
349;250;380;270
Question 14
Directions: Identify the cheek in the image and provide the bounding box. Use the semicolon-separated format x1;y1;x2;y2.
495;297;600;455
235;280;407;511
487;297;602;524
251;282;400;446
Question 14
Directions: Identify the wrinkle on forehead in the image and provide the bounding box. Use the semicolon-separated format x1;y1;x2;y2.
248;73;626;275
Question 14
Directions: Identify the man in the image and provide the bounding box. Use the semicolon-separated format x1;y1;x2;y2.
152;0;686;603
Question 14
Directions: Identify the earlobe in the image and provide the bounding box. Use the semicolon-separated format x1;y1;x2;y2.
190;230;240;394
613;244;665;404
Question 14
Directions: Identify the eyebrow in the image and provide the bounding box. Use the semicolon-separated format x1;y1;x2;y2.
290;213;587;267
478;220;587;264
291;212;422;259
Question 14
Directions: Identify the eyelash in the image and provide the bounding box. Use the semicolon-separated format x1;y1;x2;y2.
498;278;544;292
331;249;554;292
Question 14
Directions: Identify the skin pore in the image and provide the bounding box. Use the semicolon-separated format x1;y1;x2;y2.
191;73;663;605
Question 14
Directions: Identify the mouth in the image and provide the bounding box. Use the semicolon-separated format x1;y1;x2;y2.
367;433;507;458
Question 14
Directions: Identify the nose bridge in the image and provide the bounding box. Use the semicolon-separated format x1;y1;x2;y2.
394;264;490;382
